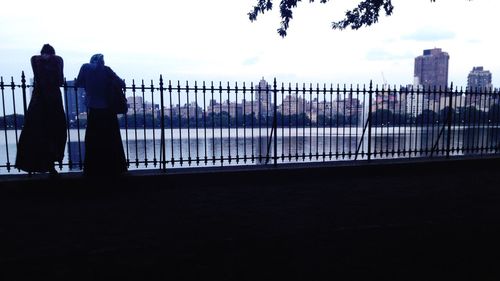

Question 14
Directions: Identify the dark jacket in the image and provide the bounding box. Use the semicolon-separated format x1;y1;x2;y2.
76;63;125;109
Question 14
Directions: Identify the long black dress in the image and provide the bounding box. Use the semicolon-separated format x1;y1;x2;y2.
15;55;67;173
76;63;127;177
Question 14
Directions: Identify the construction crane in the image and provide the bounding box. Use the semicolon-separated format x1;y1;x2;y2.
381;71;388;90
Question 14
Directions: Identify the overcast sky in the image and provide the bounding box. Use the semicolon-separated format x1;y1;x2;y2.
1;0;498;88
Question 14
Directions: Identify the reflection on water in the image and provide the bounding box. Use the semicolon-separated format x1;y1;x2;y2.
1;127;499;174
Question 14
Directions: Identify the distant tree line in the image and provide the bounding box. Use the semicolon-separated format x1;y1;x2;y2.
371;104;500;126
1;104;498;130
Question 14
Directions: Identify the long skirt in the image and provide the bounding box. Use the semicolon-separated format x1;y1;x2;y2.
15;92;67;173
84;108;127;176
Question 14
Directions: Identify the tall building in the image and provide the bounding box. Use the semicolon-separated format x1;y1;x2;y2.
255;77;273;116
65;80;87;122
467;66;492;92
414;48;449;90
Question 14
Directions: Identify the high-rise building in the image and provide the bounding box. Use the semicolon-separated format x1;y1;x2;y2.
65;80;87;122
414;48;449;90
467;66;492;92
255;77;272;115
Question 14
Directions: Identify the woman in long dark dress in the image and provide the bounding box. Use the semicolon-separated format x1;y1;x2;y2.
15;44;67;176
76;54;127;177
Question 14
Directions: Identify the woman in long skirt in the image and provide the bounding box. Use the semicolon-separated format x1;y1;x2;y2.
76;54;127;177
15;44;67;176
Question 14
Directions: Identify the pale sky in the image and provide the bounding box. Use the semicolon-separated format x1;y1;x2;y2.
1;0;498;88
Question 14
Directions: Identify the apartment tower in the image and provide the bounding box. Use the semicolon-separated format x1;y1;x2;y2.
414;48;449;90
467;66;492;92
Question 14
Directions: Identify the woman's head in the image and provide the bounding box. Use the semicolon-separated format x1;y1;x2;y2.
40;44;55;55
90;54;105;66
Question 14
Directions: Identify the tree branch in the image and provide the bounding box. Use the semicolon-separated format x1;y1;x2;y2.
248;0;470;37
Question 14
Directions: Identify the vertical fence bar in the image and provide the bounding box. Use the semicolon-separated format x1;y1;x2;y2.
295;83;299;161
0;77;11;171
218;82;223;165
73;80;84;170
235;82;239;163
303;83;306;161
484;88;491;153
63;80;72;171
471;88;478;154
418;86;425;156
177;81;183;166
21;71;28;116
446;83;454;158
335;84;340;159
9;77;19;150
391;86;396;157
487;87;495;153
397;86;403;156
404;86;409;157
281;82;285;162
194;81;200;165
451;85;458;155
342;84;346;159
315;83;320;160
141;80;148;167
251;82;255;163
259;82;264;163
242;82;247;163
361;84;366;159
495;90;500;153
480;88;487;154
457;87;464;155
329;84;333;159
349;84;354;159
131;80;138;167
322;83;326;161
355;84;360;159
273;78;277;166
266;82;270;163
367;81;373;161
227;82;231;164
159;75;166;171
186;81;192;165
202;81;208;165
309;83;313;160
150;79;157;167
373;84;378;158
168;80;175;166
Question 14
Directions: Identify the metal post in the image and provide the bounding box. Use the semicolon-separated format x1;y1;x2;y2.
367;81;373;161
446;83;454;158
159;75;166;171
273;78;278;166
21;71;28;115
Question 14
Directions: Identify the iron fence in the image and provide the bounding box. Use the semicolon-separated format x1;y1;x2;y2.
1;72;500;174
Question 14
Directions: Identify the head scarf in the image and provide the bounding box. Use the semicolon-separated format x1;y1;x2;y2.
90;54;104;66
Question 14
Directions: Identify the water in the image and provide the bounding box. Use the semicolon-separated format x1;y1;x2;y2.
1;126;499;174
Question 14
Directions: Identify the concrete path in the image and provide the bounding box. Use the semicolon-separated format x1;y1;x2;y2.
1;158;500;280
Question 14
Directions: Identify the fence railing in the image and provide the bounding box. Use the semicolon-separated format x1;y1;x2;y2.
1;72;500;174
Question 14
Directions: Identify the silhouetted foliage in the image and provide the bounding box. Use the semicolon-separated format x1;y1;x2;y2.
0;114;24;129
249;0;470;37
488;104;500;123
416;110;438;126
372;109;393;126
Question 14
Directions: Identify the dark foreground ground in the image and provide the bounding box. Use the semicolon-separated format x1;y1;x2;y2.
1;157;500;280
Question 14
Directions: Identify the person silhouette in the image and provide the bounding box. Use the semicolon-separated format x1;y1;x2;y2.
15;44;67;177
76;54;127;177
